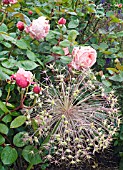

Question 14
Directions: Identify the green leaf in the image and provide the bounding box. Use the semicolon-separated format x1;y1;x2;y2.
26;50;37;61
120;131;123;140
0;51;8;55
109;71;123;82
0;90;2;98
1;34;16;44
67;12;77;15
0;101;9;114
1;59;17;69
6;6;15;12
0;134;5;145
68;19;79;28
43;55;54;64
36;58;44;67
32;119;38;132
10;116;26;128
13;132;28;147
99;42;108;50
102;80;112;87
16;39;30;49
0;24;8;32
0;123;9;135
0;164;5;170
52;46;64;55
107;68;119;73
60;56;72;64
10;111;20;117
11;3;20;8
68;30;79;42
17;60;39;70
22;145;42;165
111;16;121;23
0;66;14;75
119;158;123;170
5;84;15;92
116;31;123;38
106;11;114;17
1;146;18;165
2;115;12;124
0;70;10;80
1;42;11;48
98;28;107;35
23;14;31;25
91;44;99;50
114;140;118;146
59;40;70;47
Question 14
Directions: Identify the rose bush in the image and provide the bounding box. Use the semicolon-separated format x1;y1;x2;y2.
0;0;123;169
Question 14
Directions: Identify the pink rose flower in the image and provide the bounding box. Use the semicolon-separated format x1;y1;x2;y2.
3;0;17;4
11;68;33;88
2;0;9;4
17;21;24;31
25;16;50;41
117;4;122;8
58;17;66;25
9;0;17;3
68;46;97;70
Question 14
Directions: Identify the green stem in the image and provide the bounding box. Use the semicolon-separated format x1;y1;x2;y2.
24;97;37;109
0;10;7;26
26;163;33;170
6;88;10;103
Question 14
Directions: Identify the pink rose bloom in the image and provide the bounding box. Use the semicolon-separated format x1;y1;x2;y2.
68;46;97;70
25;16;50;41
2;0;9;4
58;17;66;25
2;0;17;4
11;68;33;88
9;0;17;3
117;4;122;8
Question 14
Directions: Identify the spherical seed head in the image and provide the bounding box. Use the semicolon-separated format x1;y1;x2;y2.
32;68;120;166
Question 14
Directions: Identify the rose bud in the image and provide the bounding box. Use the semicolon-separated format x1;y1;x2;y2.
118;4;122;8
58;17;66;25
28;11;33;15
17;21;25;31
2;0;9;4
33;86;41;94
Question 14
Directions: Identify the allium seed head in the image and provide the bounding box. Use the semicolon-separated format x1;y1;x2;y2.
31;68;120;166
